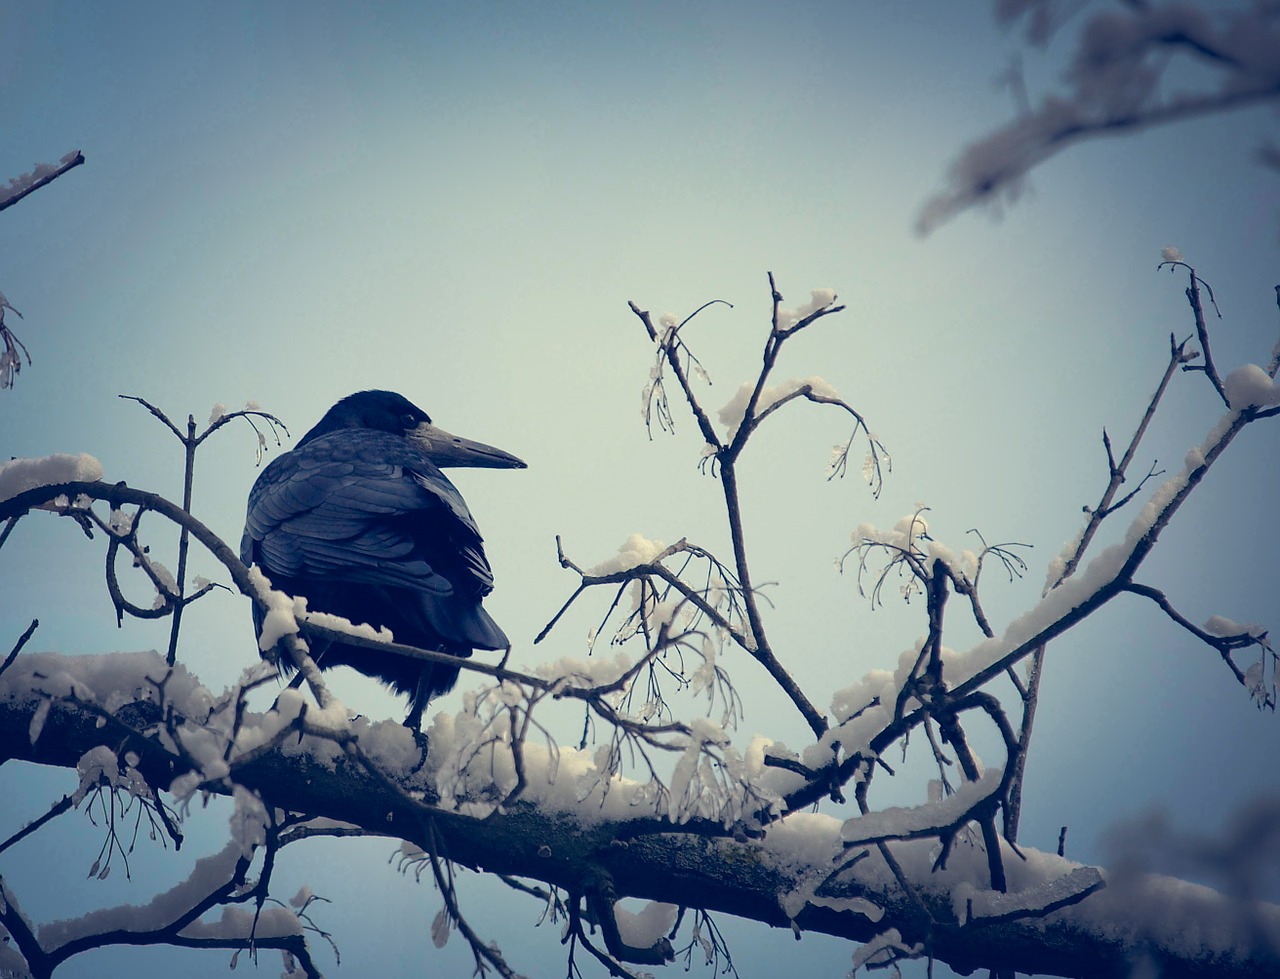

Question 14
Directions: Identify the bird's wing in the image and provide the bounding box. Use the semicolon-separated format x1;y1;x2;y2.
243;430;493;597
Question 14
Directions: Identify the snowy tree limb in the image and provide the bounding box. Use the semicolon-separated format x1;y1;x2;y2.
919;3;1280;232
0;151;84;214
1;686;1276;978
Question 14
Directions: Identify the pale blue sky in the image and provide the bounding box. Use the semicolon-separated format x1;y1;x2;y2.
3;3;1278;976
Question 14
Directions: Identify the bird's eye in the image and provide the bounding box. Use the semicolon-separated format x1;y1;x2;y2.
400;413;417;430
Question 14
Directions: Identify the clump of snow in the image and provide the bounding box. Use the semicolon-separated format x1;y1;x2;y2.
614;900;677;948
108;507;135;534
139;555;177;608
28;697;51;745
588;533;666;576
923;536;979;581
851;928;923;972
1204;615;1266;639
776;289;836;331
536;651;633;690
717;376;838;443
1224;364;1279;410
178;904;302;940
357;716;423;771
1;155;76;204
0;650;211;719
248;567;302;650
830;670;893;725
0;453;103;503
953;866;1104;925
1161;245;1183;263
840;770;1003;845
1044;525;1085;590
71;746;148;806
208;403;227;426
855;511;929;550
301;608;393;643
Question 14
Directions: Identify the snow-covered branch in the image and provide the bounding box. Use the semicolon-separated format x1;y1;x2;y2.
920;3;1280;232
0;151;84;214
2;671;1277;978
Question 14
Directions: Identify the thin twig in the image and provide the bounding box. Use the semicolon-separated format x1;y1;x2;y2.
1;618;39;679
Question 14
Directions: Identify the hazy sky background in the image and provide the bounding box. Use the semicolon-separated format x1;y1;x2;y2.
3;2;1278;977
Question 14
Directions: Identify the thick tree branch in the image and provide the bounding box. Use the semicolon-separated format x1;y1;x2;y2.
1;689;1276;979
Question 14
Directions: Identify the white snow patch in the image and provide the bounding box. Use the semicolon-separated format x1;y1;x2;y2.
178;904;302;940
841;770;1002;844
27;697;51;745
300;608;394;643
0;453;103;503
718;376;838;443
851;928;923;972
953;866;1104;924
1224;364;1279;410
1204;615;1266;639
248;567;302;650
776;288;837;330
536;651;633;689
38;839;302;947
762;810;844;871
588;533;666;575
1;154;78;205
0;651;211;719
614;901;677;948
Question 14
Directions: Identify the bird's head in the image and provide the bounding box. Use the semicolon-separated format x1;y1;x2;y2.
299;390;526;469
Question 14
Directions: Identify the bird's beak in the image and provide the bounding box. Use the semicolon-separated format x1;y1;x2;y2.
410;422;527;469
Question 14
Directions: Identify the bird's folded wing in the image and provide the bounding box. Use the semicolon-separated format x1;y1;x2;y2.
245;438;493;596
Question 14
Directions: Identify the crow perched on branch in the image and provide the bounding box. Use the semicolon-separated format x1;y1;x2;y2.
241;390;525;728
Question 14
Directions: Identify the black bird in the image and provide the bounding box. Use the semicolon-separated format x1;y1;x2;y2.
241;390;525;728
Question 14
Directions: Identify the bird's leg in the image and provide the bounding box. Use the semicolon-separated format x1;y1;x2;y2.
404;670;432;766
405;671;429;731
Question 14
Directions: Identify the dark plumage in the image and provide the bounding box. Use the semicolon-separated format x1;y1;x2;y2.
241;390;525;728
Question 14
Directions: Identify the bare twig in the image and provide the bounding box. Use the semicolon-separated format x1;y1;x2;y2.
1;618;38;679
